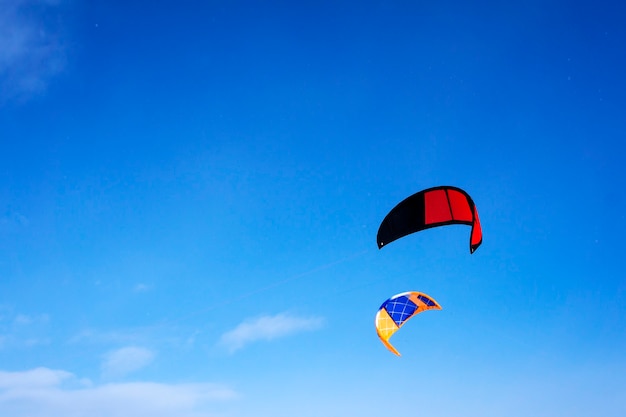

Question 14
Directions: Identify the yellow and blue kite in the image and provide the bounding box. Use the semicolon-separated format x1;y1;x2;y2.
375;291;441;356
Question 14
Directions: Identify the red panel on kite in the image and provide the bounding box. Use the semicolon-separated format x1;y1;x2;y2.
377;185;483;254
424;189;453;224
448;188;473;222
471;206;482;249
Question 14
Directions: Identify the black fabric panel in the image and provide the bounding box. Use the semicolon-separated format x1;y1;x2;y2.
377;191;425;248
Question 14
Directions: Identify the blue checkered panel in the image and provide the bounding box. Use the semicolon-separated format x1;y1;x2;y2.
384;295;418;326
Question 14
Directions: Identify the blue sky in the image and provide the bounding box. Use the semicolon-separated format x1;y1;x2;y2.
1;0;625;415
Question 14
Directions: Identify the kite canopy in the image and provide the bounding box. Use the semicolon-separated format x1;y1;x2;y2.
377;185;482;253
375;291;441;356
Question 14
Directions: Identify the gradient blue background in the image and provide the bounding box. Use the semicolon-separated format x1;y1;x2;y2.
1;1;625;416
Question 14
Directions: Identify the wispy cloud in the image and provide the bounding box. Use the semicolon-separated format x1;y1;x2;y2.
0;367;237;417
101;346;156;379
69;327;154;346
218;313;324;353
13;313;49;325
0;0;66;102
67;325;202;358
0;211;29;231
133;283;152;292
0;367;73;388
0;311;51;349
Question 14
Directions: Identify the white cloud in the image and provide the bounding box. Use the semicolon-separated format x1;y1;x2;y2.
0;0;66;101
0;367;72;388
101;346;156;379
0;367;236;417
218;313;324;353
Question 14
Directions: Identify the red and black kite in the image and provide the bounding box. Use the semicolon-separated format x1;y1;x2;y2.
377;186;482;253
